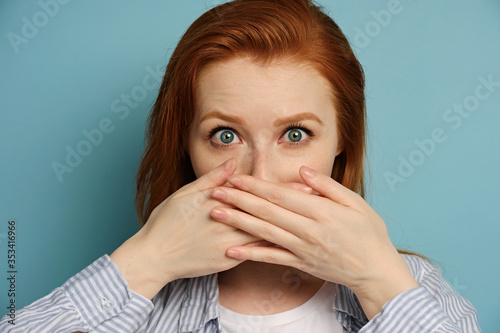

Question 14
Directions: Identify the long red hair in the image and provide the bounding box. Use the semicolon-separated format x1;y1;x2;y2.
136;0;366;225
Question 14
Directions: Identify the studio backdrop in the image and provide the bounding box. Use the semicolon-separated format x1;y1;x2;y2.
1;0;499;331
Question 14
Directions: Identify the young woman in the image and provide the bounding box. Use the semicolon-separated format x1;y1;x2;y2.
1;0;480;332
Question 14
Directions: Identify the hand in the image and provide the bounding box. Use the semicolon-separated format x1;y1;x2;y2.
209;166;418;319
110;158;258;299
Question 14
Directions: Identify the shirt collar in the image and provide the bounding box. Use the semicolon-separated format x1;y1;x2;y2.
179;274;220;332
178;275;368;332
334;284;369;330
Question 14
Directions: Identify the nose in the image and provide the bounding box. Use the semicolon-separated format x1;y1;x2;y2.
238;148;277;182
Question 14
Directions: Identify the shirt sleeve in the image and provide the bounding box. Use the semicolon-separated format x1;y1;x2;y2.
360;254;481;332
0;255;154;333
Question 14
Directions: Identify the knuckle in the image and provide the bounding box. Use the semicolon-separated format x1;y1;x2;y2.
348;191;365;207
258;224;274;240
261;254;277;264
352;191;362;200
258;205;274;220
268;188;285;204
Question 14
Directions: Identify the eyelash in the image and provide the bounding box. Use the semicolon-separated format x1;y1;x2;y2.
284;122;315;145
206;125;238;149
206;122;315;148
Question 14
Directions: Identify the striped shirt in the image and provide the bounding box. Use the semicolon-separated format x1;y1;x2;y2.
0;254;481;332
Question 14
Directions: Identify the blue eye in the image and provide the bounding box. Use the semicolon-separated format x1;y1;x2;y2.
219;130;234;144
287;129;303;142
284;128;309;143
210;128;240;146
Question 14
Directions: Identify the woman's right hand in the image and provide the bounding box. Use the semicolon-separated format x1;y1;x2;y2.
110;158;259;300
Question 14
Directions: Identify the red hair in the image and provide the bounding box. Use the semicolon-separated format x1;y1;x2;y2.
136;0;366;225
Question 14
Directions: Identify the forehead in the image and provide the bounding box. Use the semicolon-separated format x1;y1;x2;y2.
194;57;335;121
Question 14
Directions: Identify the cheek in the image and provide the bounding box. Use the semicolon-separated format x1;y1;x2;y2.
189;145;234;179
190;158;208;179
299;146;337;176
189;143;210;178
190;154;218;178
188;130;221;178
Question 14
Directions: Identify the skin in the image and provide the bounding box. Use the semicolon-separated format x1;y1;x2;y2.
110;57;418;322
189;57;342;314
188;57;341;185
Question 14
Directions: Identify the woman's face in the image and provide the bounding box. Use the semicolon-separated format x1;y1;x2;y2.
189;57;342;184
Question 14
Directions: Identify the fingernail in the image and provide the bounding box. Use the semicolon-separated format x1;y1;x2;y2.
211;188;227;200
226;249;241;259
211;208;227;220
228;176;242;187
301;166;316;178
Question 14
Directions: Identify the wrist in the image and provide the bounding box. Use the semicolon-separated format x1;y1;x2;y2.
351;253;419;320
110;233;172;300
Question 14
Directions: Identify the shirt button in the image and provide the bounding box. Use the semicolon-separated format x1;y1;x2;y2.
101;298;114;311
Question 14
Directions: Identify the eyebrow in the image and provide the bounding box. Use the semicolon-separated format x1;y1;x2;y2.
199;111;245;125
199;111;324;127
273;112;324;127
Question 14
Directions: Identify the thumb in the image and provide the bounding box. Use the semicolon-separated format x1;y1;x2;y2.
188;158;237;192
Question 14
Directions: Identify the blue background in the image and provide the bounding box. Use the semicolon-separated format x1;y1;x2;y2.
1;0;499;331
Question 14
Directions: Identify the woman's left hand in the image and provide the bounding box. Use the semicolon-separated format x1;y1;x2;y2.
209;166;419;319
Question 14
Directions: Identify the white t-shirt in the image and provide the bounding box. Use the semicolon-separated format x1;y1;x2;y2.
218;282;345;333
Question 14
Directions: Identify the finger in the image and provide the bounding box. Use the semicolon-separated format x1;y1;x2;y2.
231;229;262;246
225;181;313;194
225;180;316;195
211;206;300;250
184;158;237;194
225;175;341;219
211;185;319;238
225;245;302;269
242;239;278;247
280;182;313;194
268;182;320;196
299;166;364;209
